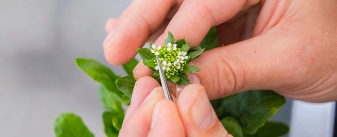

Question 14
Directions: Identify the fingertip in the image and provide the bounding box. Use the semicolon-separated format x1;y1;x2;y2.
177;84;229;136
124;76;160;119
148;100;185;137
105;18;118;34
133;61;153;80
104;46;134;65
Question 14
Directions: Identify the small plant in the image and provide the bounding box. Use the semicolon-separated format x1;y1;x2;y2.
54;28;289;137
137;32;203;85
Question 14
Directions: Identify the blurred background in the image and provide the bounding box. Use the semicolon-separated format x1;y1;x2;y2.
0;0;335;137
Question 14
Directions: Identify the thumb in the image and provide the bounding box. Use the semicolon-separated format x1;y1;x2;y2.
191;30;292;99
177;84;233;137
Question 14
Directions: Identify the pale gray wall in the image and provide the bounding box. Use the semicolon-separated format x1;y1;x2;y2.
0;0;131;136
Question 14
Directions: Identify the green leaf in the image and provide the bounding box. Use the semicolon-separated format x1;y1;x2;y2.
176;73;190;85
220;117;243;137
122;58;138;76
187;46;204;59
180;42;190;52
102;112;119;137
254;121;289;137
98;85;124;113
137;48;154;61
152;71;160;82
54;113;94;137
188;45;203;52
121;94;131;105
165;31;175;45
112;115;124;131
216;90;286;134
199;27;218;51
175;38;185;48
183;64;201;73
115;76;136;97
75;58;120;94
143;59;157;69
170;75;180;83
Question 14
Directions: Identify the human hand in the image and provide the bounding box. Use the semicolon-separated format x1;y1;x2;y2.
104;0;337;102
119;76;232;137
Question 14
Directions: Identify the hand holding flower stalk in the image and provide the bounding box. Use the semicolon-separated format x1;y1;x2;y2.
137;32;204;86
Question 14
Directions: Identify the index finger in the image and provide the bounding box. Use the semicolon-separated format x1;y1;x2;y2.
103;0;178;65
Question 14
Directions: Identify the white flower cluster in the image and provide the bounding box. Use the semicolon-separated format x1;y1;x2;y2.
150;44;161;55
151;43;189;73
173;51;188;69
155;60;172;71
166;43;177;51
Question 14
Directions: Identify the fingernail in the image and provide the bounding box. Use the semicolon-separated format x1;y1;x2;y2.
176;74;200;97
103;28;116;50
192;92;215;129
151;102;162;129
176;85;184;97
187;74;201;84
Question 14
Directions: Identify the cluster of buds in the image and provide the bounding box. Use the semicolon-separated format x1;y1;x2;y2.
150;43;189;78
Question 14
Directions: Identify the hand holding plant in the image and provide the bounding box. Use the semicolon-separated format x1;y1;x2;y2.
55;30;289;137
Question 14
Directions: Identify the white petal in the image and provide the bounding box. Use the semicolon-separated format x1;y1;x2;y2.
151;50;155;53
167;43;172;47
173;44;177;48
151;44;156;49
155;66;159;70
157;46;161;50
177;65;181;69
163;60;167;65
168;63;172;66
184;56;189;59
155;52;159;55
167;47;171;51
181;52;187;56
173;47;177;50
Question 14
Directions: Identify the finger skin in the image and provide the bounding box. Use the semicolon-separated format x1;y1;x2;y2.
124;76;160;119
105;18;118;34
177;84;231;137
120;87;165;137
103;0;175;65
147;100;185;137
153;0;248;46
133;61;153;80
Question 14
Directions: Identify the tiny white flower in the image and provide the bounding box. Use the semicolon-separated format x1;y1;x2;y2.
176;64;181;69
151;50;155;53
167;62;172;66
178;52;181;56
167;47;171;51
181;52;187;56
151;44;156;49
157;46;161;50
174;60;179;65
165;67;170;71
184;56;189;59
178;58;184;63
167;43;172;47
155;66;159;70
163;60;167;66
155;52;159;55
173;44;177;50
